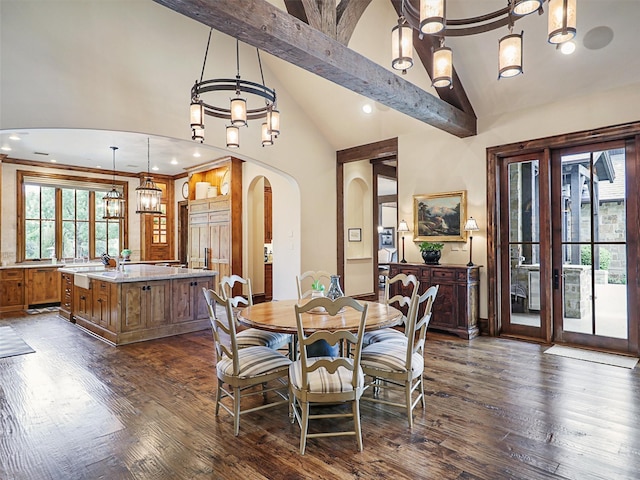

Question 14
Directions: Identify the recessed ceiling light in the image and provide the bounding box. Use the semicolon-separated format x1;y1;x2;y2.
560;41;576;55
1;146;11;151
151;165;159;171
193;152;201;158
9;135;20;141
362;104;373;114
50;159;57;163
170;159;178;165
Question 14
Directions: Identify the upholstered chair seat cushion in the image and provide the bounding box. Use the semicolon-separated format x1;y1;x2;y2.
290;357;365;393
217;346;291;379
362;328;407;346
361;343;424;379
237;329;291;350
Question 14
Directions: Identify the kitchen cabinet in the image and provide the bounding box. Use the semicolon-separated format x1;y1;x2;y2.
59;271;74;320
264;185;272;243
74;285;92;321
187;157;242;296
172;277;213;323
389;263;480;339
26;267;61;306
264;263;273;301
0;269;25;312
121;280;171;332
92;279;115;331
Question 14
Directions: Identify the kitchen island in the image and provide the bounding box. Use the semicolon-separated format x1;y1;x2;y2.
58;264;216;346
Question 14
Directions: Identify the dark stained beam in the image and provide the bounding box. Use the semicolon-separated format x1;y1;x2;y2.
390;0;475;117
152;0;477;138
337;137;398;163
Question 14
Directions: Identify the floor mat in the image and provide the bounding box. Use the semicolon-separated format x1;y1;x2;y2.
25;306;59;315
0;326;35;359
544;345;638;369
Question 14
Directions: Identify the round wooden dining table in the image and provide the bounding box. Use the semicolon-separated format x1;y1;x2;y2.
237;299;402;335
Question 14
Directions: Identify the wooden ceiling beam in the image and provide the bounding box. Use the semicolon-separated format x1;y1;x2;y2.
152;0;477;138
390;0;475;117
336;0;373;45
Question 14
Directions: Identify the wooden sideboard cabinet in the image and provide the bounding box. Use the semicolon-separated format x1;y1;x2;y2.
388;263;480;339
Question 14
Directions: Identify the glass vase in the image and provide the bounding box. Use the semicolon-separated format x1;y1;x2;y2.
326;275;344;300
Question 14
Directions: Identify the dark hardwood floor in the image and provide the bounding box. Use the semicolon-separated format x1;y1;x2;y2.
1;311;639;479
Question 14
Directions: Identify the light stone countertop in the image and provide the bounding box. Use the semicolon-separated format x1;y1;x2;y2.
57;264;216;284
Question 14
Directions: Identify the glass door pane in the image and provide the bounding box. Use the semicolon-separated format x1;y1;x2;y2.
559;148;628;340
507;160;541;328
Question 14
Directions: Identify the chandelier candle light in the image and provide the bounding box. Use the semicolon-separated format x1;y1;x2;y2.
103;146;125;220
190;29;280;149
391;0;577;85
135;138;162;215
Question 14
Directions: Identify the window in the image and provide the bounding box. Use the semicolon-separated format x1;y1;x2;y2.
18;171;128;262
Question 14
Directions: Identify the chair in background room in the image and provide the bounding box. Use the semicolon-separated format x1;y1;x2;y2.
363;273;419;346
360;285;439;428
296;270;332;299
289;296;369;455
219;274;291;350
377;248;397;288
203;288;291;436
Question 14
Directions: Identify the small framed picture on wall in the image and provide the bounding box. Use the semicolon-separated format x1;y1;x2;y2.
348;228;362;242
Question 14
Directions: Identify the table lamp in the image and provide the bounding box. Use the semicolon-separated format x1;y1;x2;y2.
398;219;410;263
464;217;480;266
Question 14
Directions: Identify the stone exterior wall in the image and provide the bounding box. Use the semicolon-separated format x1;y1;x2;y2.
580;202;626;283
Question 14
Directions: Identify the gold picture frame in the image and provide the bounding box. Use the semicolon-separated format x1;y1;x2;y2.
413;190;467;242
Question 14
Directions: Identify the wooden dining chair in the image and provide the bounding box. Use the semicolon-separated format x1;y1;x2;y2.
203;287;291;436
362;273;419;346
296;270;332;299
289;296;369;455
218;274;291;350
360;285;439;428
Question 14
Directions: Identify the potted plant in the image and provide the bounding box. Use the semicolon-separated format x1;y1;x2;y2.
311;279;325;298
418;242;444;265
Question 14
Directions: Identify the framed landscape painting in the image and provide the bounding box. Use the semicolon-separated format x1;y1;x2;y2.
413;190;467;242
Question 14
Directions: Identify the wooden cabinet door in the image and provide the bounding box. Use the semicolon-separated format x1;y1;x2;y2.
27;268;61;305
60;273;73;312
264;186;272;243
172;277;212;323
74;286;92;320
146;281;171;327
172;278;195;322
0;269;24;309
210;222;231;288
189;222;209;269
92;280;112;330
121;282;145;332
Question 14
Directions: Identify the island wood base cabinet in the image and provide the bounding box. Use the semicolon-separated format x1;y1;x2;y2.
388;263;480;339
69;274;213;346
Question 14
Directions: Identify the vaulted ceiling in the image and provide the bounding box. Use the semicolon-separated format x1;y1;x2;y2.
1;0;639;175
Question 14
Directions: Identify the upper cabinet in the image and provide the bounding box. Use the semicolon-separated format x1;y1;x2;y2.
186;157;243;293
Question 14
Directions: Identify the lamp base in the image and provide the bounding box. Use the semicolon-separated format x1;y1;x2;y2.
400;259;407;263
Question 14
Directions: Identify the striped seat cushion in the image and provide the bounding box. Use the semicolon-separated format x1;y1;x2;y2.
237;329;291;350
362;327;406;346
361;343;424;379
218;346;291;379
289;357;364;393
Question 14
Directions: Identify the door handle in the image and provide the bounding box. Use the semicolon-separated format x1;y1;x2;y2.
553;269;560;290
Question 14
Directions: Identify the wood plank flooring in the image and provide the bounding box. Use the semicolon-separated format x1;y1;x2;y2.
1;312;639;479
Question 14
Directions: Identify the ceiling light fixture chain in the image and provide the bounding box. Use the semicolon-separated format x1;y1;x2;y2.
392;0;576;84
189;30;281;149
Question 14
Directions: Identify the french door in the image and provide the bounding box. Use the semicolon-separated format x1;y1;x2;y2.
498;139;639;353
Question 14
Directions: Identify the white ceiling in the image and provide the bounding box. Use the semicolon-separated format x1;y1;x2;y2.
1;0;639;177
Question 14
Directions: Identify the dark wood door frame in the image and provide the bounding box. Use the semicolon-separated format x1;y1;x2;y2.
337;138;398;299
487;121;640;354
